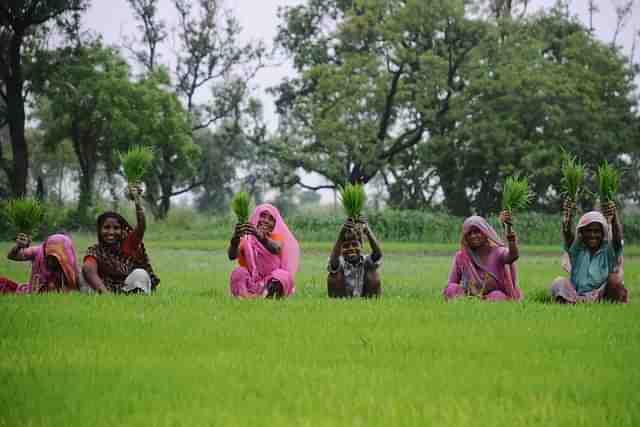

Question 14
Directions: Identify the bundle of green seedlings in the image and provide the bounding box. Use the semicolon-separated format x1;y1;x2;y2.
338;183;366;220
501;175;533;232
4;197;46;237
597;161;619;203
120;146;154;184
560;150;585;202
230;191;252;223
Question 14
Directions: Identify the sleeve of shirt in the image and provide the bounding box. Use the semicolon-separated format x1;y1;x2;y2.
22;245;40;261
122;227;143;257
364;254;382;270
83;246;98;266
327;256;343;274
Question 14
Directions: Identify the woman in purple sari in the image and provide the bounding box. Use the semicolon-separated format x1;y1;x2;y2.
228;204;300;299
443;212;522;301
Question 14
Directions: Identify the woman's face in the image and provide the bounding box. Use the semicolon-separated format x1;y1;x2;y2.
100;217;123;245
465;226;488;249
580;222;603;250
257;211;276;235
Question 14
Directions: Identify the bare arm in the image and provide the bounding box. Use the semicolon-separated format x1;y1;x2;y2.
329;225;348;271
603;201;623;250
228;223;247;260
361;221;382;263
561;199;576;249
82;262;109;294
7;233;31;261
255;228;282;255
499;210;519;264
130;184;146;236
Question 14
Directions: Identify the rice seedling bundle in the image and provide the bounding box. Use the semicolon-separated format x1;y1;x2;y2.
560;150;585;202
230;191;251;223
338;183;366;220
120;146;154;184
4;198;46;236
502;175;533;213
597;161;619;203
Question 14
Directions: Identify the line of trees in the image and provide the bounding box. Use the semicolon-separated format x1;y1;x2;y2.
1;0;639;223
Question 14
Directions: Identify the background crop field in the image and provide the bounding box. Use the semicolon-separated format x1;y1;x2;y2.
1;235;639;427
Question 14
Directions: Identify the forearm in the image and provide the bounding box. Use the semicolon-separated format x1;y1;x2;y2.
366;231;382;262
611;215;623;249
504;240;519;263
259;236;281;255
135;201;146;235
82;265;109;293
329;237;343;269
228;238;240;260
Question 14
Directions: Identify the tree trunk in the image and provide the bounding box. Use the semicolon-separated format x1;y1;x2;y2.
7;30;29;197
71;122;98;225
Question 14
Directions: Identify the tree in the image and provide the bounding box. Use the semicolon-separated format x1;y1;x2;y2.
0;0;87;197
125;0;266;217
270;0;483;192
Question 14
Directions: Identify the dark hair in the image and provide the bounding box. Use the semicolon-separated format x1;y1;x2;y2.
96;212;133;243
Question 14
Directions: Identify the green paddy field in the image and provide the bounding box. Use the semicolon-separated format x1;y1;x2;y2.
1;236;639;426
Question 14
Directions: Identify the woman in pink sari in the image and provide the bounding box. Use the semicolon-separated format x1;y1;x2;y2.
443;212;523;301
1;233;79;293
228;204;300;299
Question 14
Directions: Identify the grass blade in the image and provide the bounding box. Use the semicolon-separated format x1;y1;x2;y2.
338;183;366;219
120;146;155;184
560;149;585;202
4;198;46;236
502;175;533;212
230;191;252;223
597;161;619;203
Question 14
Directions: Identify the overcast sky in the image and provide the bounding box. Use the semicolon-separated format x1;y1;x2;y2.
84;0;639;129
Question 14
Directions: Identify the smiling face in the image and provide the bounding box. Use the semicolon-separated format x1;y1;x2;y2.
342;239;362;263
256;210;276;235
465;226;488;250
579;222;604;251
100;217;123;245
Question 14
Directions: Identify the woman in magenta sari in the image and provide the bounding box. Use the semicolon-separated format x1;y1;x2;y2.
1;233;79;294
228;204;300;299
443;212;522;301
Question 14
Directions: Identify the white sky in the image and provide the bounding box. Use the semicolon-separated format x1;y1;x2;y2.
82;0;640;201
84;0;640;130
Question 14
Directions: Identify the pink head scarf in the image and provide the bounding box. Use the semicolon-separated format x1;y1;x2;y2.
248;203;300;274
462;216;504;247
30;234;79;290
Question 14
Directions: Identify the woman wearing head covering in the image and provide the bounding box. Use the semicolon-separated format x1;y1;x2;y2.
82;185;159;294
443;211;522;301
228;203;300;299
1;233;79;293
550;200;627;303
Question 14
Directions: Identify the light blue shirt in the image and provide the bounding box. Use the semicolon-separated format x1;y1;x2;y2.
566;240;622;294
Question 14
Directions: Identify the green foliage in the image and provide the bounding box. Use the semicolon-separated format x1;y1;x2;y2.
560;150;586;201
1;237;639;427
338;183;366;219
3;198;46;236
119;145;154;183
502;176;533;212
597;161;619;202
230;191;252;223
